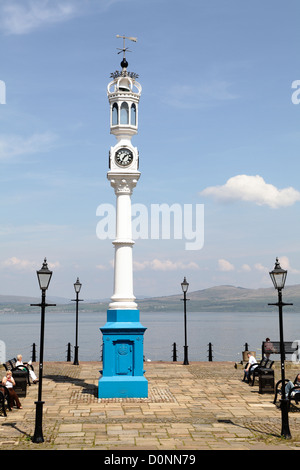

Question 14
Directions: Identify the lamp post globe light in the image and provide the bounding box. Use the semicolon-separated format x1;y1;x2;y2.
268;257;293;439
72;277;83;366
181;277;189;365
31;258;56;444
37;258;53;290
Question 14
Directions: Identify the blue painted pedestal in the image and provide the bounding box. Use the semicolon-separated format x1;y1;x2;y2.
98;309;148;398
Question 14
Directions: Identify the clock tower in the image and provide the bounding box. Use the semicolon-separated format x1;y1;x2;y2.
98;36;148;398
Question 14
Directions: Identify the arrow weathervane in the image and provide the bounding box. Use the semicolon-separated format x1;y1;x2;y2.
116;34;137;60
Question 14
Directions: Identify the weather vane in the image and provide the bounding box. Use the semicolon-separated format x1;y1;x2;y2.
116;34;137;60
110;35;139;80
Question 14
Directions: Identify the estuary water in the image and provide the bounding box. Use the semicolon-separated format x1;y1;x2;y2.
0;310;299;363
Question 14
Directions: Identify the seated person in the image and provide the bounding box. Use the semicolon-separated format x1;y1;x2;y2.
285;373;300;401
264;337;275;358
242;352;257;383
15;354;38;383
2;371;22;409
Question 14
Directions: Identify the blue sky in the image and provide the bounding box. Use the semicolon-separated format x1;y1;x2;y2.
0;0;300;301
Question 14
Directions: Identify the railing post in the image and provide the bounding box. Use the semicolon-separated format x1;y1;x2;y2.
208;342;213;361
67;342;71;362
31;343;36;362
172;342;177;362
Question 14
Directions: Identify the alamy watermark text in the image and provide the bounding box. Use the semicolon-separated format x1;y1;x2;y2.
291;80;300;104
96;203;204;251
0;80;6;104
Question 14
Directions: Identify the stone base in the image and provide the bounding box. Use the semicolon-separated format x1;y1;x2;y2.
98;309;148;399
98;375;148;398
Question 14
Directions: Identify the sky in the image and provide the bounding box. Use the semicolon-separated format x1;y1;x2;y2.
0;0;300;301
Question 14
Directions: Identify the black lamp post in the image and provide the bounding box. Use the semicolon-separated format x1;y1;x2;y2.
181;277;189;365
72;277;82;366
31;258;56;443
268;257;293;439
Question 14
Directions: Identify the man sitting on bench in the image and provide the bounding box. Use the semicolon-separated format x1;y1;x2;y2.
15;354;38;384
285;373;300;402
242;352;257;383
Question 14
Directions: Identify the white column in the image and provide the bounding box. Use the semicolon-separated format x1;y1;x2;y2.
108;174;140;310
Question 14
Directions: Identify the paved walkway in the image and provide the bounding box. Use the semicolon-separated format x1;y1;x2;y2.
0;361;299;450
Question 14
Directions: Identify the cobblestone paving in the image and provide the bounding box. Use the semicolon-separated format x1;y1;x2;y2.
0;361;299;450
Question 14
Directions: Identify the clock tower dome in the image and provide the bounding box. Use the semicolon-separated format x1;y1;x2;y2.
107;56;141;173
98;36;148;398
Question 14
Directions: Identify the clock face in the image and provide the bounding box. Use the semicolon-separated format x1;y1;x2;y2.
115;148;133;167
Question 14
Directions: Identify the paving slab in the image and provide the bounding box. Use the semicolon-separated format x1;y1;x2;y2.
0;361;299;451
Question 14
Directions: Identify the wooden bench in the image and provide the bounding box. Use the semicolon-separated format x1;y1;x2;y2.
2;358;32;397
273;378;300;410
262;341;299;359
248;357;274;388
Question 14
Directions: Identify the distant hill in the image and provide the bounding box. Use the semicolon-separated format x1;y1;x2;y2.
0;294;107;314
0;295;40;304
0;285;299;313
137;284;300;312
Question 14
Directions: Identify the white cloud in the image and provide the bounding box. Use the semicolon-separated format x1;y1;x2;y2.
47;261;61;270
0;132;57;160
278;256;300;274
2;257;60;270
133;261;149;271
95;259;199;272
0;0;78;35
254;263;268;272
2;257;36;270
1;257;60;271
133;259;199;272
200;175;300;209
250;258;300;275
96;264;108;271
218;259;235;272
165;79;238;109
241;264;251;272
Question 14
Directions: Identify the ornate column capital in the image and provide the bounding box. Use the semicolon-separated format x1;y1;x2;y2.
107;172;140;195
